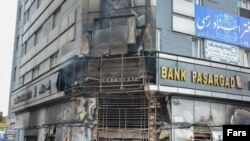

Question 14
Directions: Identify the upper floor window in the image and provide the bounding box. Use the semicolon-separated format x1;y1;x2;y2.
156;28;161;51
52;9;60;29
238;0;250;10
32;66;40;79
18;5;22;21
35;27;42;45
37;0;42;8
239;49;250;67
50;53;58;68
192;38;204;58
24;9;30;24
22;43;27;56
16;36;19;50
13;66;17;82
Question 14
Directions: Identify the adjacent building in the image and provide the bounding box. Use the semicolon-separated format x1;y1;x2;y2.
9;0;250;141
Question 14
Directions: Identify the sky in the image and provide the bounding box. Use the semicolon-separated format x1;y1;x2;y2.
0;1;17;116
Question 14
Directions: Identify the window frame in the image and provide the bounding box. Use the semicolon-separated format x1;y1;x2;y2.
192;38;204;59
50;53;58;68
16;36;19;50
52;9;60;29
34;27;42;45
238;0;250;10
32;66;40;79
22;42;27;56
18;5;22;21
156;28;162;51
13;66;17;82
37;0;42;8
24;9;30;24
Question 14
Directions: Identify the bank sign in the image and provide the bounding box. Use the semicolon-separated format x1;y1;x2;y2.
161;66;241;88
195;5;250;48
157;58;250;95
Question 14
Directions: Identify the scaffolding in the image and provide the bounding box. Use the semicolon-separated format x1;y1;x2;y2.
57;54;155;96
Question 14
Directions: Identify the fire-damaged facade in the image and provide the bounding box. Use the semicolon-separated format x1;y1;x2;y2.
9;0;250;141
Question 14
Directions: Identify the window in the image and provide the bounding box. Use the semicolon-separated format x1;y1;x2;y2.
243;50;250;67
35;27;42;45
156;28;161;51
192;38;204;58
239;49;250;67
32;66;40;79
24;9;30;24
25;136;37;141
37;0;42;8
18;6;22;21
52;10;60;29
22;43;27;56
50;53;58;68
20;76;25;86
16;36;19;50
238;0;250;9
13;67;17;82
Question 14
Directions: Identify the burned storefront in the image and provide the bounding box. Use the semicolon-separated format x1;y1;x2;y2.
143;53;250;140
9;0;250;141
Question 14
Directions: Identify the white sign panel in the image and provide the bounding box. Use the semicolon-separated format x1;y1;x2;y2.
205;40;239;65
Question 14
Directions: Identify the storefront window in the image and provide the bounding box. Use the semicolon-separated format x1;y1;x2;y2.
172;99;194;124
194;101;210;124
171;98;250;141
211;103;226;125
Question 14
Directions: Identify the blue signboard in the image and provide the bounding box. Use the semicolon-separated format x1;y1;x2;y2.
195;5;250;48
239;17;250;47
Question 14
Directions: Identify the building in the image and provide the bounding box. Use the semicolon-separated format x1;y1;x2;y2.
9;0;250;141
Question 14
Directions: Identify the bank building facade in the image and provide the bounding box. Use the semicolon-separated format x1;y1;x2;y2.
9;0;250;140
